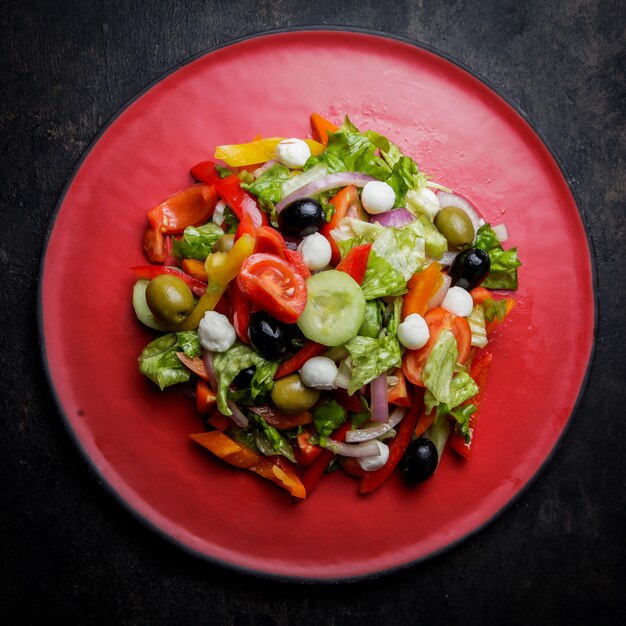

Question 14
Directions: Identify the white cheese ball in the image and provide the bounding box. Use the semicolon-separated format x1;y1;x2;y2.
357;440;390;472
361;181;396;215
198;311;236;353
297;233;332;271
441;286;473;317
274;138;311;169
300;356;338;390
398;313;430;350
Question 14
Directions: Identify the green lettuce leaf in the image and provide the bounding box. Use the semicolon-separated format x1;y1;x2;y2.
482;297;509;323
361;251;408;300
138;333;191;390
249;360;279;403
359;299;384;338
422;329;458;405
172;223;224;261
249;413;296;462
410;214;448;259
312;399;347;437
241;163;291;214
345;334;403;394
212;343;267;416
467;304;488;348
385;156;423;207
474;224;521;290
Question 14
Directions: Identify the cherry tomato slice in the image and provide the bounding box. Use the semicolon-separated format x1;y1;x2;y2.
402;307;472;386
236;253;307;324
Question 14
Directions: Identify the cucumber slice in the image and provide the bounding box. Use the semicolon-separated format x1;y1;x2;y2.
132;279;168;331
297;270;366;346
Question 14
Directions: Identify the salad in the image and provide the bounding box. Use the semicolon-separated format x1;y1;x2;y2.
132;113;521;499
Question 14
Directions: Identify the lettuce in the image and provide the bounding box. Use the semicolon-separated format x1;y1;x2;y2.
241;163;290;214
312;399;347;437
474;224;521;290
385;156;425;207
138;332;201;390
359;300;384;338
467;304;488;348
422;329;458;406
172;223;224;261
345;334;403;394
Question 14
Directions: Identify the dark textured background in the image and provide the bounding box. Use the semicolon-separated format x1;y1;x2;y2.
1;0;624;623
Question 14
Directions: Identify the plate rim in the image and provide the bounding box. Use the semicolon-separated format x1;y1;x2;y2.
37;25;599;584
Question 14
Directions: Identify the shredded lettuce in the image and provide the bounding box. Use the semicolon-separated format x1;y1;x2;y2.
424;415;452;467
172;223;224;261
468;304;488;348
138;332;202;390
248;412;296;462
474;224;521;290
240;163;290;219
345;334;403;394
249;360;279;403
312;399;347;437
482;298;508;323
359;300;384;338
422;329;458;405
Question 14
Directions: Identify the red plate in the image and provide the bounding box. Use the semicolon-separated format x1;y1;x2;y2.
39;30;595;581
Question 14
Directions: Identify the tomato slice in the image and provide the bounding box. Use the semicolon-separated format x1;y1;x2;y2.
236;253;307;324
402;307;472;386
320;185;369;265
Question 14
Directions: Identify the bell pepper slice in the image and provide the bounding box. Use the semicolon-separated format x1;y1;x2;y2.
294;430;323;466
229;280;251;344
335;243;372;284
401;262;444;319
310;113;339;145
387;368;411;407
143;226;168;264
190;431;306;498
176;352;210;381
449;350;493;459
359;388;424;494
177;233;255;330
248;405;313;430
190;161;268;229
214;137;325;167
181;258;208;282
147;184;217;234
195;379;217;414
274;340;326;379
130;265;207;297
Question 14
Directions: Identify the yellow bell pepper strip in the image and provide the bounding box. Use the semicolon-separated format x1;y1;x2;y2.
177;234;255;330
214;137;326;167
190;430;306;498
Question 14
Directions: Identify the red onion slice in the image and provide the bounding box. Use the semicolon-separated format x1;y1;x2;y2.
345;407;406;443
276;172;376;212
322;438;381;458
436;191;485;235
370;208;416;228
428;273;452;309
227;400;249;428
370;373;389;423
252;159;277;178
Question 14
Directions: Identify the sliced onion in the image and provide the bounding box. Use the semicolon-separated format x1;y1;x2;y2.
492;223;509;243
436;191;485;234
371;208;416;228
428;273;452;309
370;373;389;423
202;349;218;390
323;438;381;458
252;159;277;179
346;407;406;442
227;400;249;428
426;180;452;193
438;250;458;267
276;172;377;212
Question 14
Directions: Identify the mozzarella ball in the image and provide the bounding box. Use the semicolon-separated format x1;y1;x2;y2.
297;233;332;271
198;311;236;352
357;440;390;472
441;286;473;317
398;313;430;350
300;356;338;390
274;138;311;169
361;181;396;215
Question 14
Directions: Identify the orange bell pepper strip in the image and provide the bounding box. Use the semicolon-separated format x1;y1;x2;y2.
190;431;306;498
177;233;255;330
310;113;338;145
401;262;444;319
181;259;208;282
176;353;210;381
147;184;217;234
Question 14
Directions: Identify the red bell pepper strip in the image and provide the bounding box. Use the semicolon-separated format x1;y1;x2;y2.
229;280;251;344
300;421;351;498
190;161;268;229
176;353;209;381
449;350;493;459
335;243;372;285
147;184;217;234
387;368;411;407
248;405;313;430
331;388;364;413
359;388;424;494
274;341;326;379
130;265;207;297
143;226;167;264
195;379;217;414
294;430;323;466
235;211;257;241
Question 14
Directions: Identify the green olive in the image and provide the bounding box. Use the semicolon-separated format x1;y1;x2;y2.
213;233;235;253
145;274;195;326
270;373;320;413
434;206;475;248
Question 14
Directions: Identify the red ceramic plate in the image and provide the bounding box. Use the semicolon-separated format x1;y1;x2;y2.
39;30;595;581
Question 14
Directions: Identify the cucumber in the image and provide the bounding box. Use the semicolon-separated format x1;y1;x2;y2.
132;279;168;331
297;270;366;347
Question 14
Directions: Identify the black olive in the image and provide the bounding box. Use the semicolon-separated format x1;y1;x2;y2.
248;311;290;360
277;197;325;238
448;248;491;290
233;366;256;389
400;438;438;484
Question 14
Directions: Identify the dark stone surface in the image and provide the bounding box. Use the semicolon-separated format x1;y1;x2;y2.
1;0;624;623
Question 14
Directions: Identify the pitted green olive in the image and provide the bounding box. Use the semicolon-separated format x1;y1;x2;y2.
145;274;194;326
434;206;475;248
270;373;320;413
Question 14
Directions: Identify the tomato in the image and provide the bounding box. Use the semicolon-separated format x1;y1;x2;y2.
320;185;369;265
402;307;472;386
236;253;307;324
